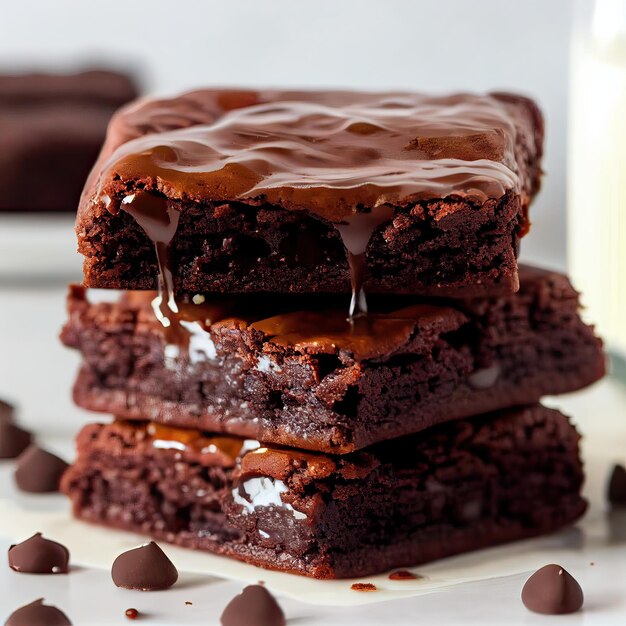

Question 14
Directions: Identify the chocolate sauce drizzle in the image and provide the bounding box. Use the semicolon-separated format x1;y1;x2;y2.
120;191;180;327
335;206;395;317
106;92;521;336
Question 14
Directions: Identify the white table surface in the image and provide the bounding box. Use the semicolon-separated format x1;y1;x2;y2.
1;254;626;624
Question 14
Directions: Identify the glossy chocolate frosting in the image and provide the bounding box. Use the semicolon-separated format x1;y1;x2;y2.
88;89;536;219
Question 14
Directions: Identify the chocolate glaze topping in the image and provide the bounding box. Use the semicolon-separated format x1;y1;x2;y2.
85;89;533;324
101;92;522;214
81;287;464;363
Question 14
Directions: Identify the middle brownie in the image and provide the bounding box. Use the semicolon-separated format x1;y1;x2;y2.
61;265;604;454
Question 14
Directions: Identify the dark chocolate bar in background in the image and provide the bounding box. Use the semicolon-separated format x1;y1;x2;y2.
61;405;586;579
60;265;605;454
0;69;138;212
76;88;543;297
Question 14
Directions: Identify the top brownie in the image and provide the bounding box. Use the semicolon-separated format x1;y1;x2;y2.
0;70;138;212
77;88;543;296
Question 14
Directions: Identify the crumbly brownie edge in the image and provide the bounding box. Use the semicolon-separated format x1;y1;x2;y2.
77;191;521;296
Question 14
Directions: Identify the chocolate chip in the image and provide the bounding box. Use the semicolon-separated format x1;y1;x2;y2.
8;533;70;574
0;398;14;422
14;445;69;493
4;598;71;625
0;421;32;459
521;564;584;614
608;464;626;505
221;585;285;626
111;541;178;591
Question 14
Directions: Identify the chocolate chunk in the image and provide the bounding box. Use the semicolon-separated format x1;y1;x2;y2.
220;585;285;626
521;564;584;614
0;398;14;421
111;541;178;590
14;446;69;493
8;533;70;574
608;464;626;505
4;598;71;625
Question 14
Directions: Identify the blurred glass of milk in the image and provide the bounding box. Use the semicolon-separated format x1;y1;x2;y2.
569;0;626;358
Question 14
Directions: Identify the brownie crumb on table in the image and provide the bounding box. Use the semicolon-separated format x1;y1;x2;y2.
388;570;420;581
351;583;378;592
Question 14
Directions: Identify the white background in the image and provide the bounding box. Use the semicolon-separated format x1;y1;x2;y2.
0;0;573;268
5;3;624;625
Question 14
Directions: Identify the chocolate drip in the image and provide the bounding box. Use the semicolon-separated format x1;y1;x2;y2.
335;206;395;318
119;186;396;320
120;190;180;328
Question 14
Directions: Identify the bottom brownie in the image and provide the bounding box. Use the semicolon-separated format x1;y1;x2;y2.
61;404;586;579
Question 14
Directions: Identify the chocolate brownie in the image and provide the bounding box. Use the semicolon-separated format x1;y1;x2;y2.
61;405;586;579
76;88;543;298
0;70;138;212
61;265;604;453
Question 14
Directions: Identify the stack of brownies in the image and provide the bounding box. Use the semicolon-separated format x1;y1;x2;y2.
60;89;605;578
